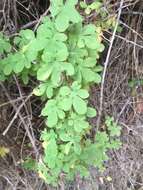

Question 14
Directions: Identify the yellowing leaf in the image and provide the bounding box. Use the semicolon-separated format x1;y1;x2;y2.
0;146;9;157
38;171;47;181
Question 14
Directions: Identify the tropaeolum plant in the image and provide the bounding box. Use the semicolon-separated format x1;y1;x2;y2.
0;0;122;186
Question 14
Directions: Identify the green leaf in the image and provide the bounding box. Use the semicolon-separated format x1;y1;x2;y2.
59;86;70;96
54;33;67;41
49;0;63;17
55;43;68;61
13;61;25;73
87;107;97;117
76;24;104;50
3;64;13;75
74;119;89;132
47;110;58;127
73;143;81;155
83;24;96;35
46;86;53;98
41;100;54;116
77;89;89;99
20;29;35;41
55;15;69;32
57;109;65;119
33;83;47;96
51;69;61;85
73;96;87;114
62;63;75;76
59;97;72;111
59;133;71;142
37;64;53;81
94;73;102;83
94;65;103;72
21;71;29;85
81;68;96;82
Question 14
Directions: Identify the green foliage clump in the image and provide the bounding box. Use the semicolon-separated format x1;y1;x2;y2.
0;0;122;186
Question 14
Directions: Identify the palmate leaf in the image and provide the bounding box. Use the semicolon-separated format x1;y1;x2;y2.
2;52;31;75
14;29;35;47
69;112;89;133
37;17;67;42
33;82;54;98
77;24;104;50
59;82;89;114
68;23;104;51
73;96;87;115
74;58;102;84
37;39;74;85
41;32;68;62
37;61;74;85
42;99;66;127
57;114;89;142
50;0;82;32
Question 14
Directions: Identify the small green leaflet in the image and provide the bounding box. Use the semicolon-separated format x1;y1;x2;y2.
87;107;97;117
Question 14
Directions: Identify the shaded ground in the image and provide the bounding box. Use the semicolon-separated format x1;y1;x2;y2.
0;0;143;190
